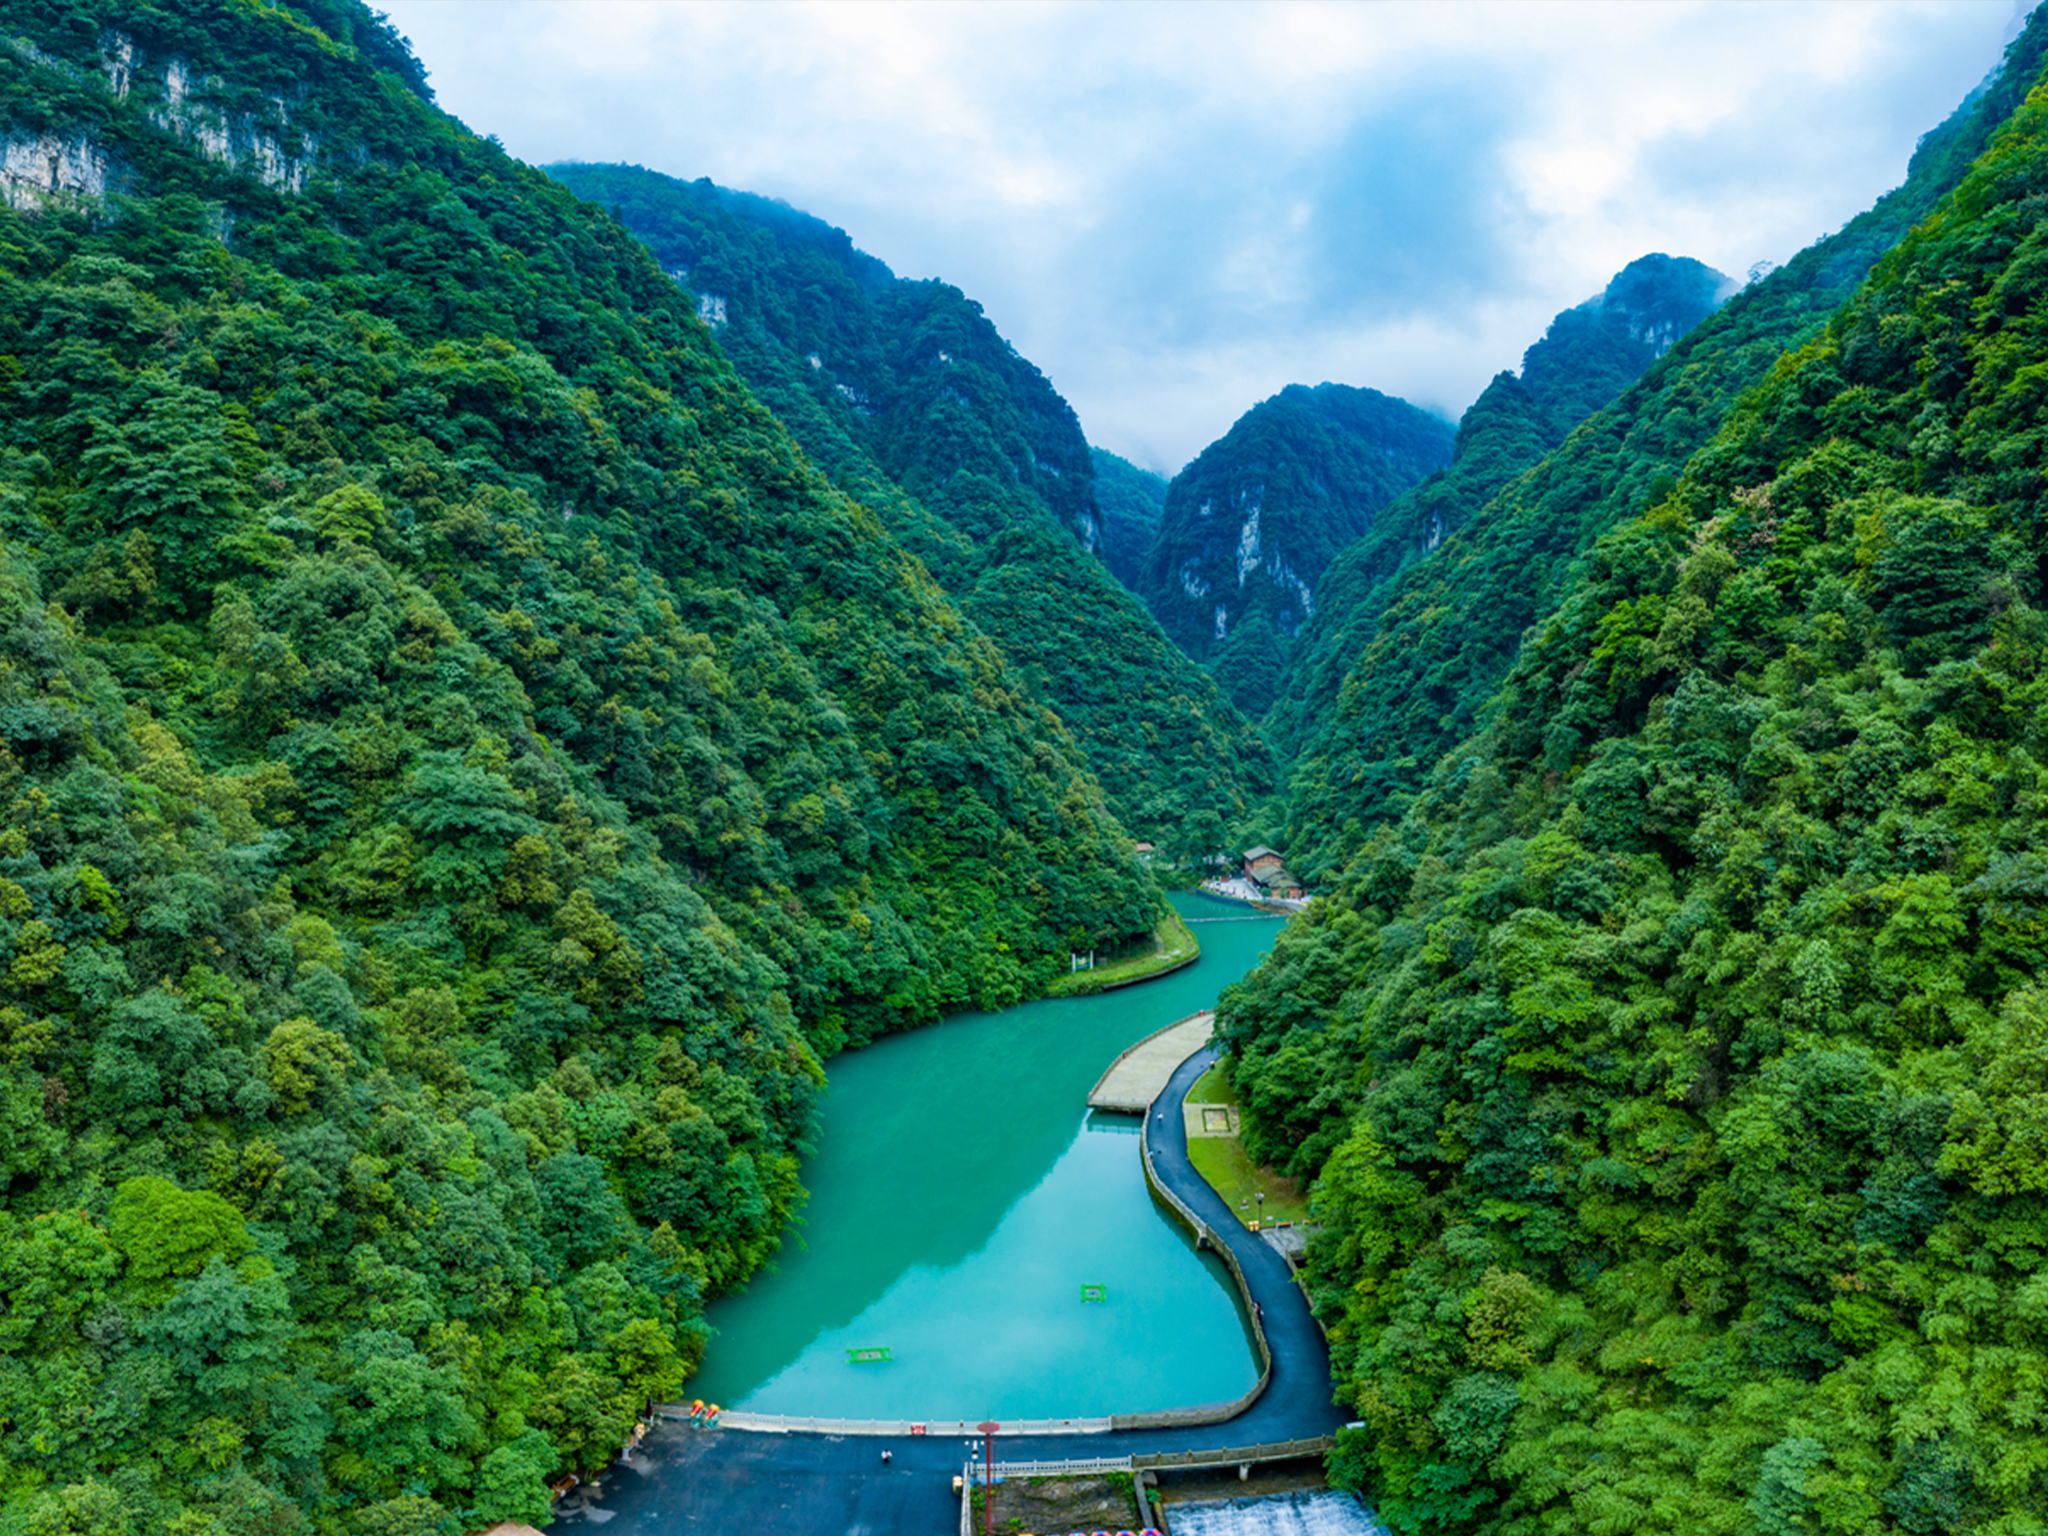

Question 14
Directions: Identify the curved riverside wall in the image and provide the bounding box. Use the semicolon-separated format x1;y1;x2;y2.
1085;948;1200;996
698;1411;1112;1437
1121;1092;1273;1432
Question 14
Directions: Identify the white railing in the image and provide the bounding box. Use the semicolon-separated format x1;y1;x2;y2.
989;1455;1135;1477
705;1410;1113;1437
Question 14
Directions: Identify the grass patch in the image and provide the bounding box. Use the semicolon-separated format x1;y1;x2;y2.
1189;1061;1239;1107
1187;1134;1308;1227
1045;905;1199;997
1185;1062;1308;1227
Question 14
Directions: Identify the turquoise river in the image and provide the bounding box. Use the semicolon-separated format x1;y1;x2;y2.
687;890;1287;1421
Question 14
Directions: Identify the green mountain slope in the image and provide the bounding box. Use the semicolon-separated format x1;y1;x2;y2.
1221;15;2048;1532
1263;254;1734;765
1140;382;1455;717
1280;23;2048;883
545;163;1275;855
0;3;1156;1528
1091;446;1168;590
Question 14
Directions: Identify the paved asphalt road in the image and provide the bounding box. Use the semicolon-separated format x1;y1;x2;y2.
559;1045;1345;1534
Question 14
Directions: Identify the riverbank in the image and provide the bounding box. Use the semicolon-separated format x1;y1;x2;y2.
1046;904;1200;997
592;1039;1344;1534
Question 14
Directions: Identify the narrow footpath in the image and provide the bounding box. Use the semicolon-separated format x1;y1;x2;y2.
563;1046;1344;1534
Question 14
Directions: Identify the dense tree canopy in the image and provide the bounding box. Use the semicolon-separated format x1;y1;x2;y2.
1090;447;1168;591
545;163;1276;859
1221;13;2048;1532
0;4;1158;1530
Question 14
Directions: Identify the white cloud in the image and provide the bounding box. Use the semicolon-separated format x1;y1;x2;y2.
383;0;2024;473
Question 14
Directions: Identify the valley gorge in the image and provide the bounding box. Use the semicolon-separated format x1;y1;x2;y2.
2;3;2048;1535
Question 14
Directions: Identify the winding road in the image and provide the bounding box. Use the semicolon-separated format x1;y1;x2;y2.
558;1044;1344;1534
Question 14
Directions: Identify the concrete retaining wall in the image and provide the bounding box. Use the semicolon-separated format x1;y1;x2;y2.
1119;1105;1273;1432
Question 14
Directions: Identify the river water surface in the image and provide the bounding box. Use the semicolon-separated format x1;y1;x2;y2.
687;891;1285;1420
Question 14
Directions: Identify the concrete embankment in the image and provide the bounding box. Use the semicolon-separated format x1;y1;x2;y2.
612;1037;1344;1536
1087;1010;1215;1113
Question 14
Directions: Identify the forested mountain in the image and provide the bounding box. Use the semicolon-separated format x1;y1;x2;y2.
1220;11;2048;1532
1278;23;2048;882
1139;383;1454;716
0;3;1160;1530
1091;446;1167;591
1262;254;1735;766
545;164;1275;857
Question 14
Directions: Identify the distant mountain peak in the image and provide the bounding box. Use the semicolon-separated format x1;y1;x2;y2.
1570;252;1740;358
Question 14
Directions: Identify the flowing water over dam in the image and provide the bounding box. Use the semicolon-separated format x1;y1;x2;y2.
687;891;1285;1420
1172;1491;1389;1536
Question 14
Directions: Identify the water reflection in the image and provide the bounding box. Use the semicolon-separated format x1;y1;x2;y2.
689;892;1283;1418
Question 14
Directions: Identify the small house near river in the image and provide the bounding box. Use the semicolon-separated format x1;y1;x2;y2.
1241;846;1303;900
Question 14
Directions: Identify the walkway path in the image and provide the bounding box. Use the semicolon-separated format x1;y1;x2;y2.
1087;1010;1215;1112
564;1045;1343;1533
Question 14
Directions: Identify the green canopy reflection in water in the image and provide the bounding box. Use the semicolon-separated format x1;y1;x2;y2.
689;892;1285;1420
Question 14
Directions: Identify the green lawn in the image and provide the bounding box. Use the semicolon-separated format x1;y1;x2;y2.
1045;906;1199;997
1188;1061;1239;1106
1183;1064;1308;1228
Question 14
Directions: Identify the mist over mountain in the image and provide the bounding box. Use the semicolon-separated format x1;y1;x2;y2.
1275;16;2048;883
1262;252;1736;768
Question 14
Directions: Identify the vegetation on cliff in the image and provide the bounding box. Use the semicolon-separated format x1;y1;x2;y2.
1263;254;1734;768
1222;16;2048;1531
1090;447;1169;592
546;163;1275;859
1139;382;1454;717
0;3;1156;1530
1277;27;2048;883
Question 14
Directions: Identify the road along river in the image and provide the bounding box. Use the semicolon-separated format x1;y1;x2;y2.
553;889;1350;1534
685;889;1286;1420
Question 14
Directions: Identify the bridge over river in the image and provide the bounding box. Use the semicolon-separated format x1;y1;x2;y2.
555;1037;1347;1535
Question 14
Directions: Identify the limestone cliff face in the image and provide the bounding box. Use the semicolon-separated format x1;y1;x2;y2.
2;29;325;212
0;127;111;207
1137;382;1455;715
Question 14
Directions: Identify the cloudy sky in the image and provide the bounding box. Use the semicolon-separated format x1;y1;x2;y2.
381;0;2028;474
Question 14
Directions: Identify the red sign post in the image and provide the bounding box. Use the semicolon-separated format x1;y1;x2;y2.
977;1421;999;1536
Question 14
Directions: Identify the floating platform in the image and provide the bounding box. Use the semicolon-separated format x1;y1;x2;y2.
1087;1011;1215;1113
